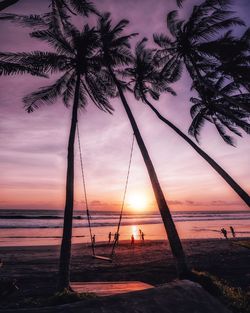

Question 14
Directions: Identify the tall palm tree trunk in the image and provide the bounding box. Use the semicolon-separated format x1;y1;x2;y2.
58;73;81;291
109;67;189;277
142;96;250;207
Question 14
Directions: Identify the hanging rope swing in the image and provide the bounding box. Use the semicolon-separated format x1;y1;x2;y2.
77;123;135;262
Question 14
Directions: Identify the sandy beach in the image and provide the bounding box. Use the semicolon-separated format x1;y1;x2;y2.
0;238;249;309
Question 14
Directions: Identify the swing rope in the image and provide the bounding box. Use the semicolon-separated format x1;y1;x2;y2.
77;123;95;256
77;121;135;261
110;134;135;259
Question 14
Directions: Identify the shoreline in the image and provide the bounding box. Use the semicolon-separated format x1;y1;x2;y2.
1;236;249;249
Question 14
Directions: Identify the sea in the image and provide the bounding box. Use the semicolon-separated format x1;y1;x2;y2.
0;209;250;247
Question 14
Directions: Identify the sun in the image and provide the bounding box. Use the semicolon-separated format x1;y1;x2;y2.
127;193;148;212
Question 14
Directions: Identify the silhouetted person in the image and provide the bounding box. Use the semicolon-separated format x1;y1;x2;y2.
221;228;228;240
230;226;236;238
131;234;135;245
108;231;112;243
92;234;96;246
114;232;120;244
139;229;142;240
141;231;145;243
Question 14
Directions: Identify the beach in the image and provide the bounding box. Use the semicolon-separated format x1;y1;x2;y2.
0;237;249;310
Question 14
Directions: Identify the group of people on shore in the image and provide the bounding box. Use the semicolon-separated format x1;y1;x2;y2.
131;229;145;246
221;226;236;239
91;229;145;246
91;231;119;246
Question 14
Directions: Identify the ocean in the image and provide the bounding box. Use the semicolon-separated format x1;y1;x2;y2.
0;209;249;247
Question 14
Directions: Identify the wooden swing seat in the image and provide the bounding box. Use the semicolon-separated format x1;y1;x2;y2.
71;281;154;296
92;255;112;262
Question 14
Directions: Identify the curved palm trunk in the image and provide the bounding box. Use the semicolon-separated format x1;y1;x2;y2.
0;0;19;11
143;96;250;207
109;67;189;277
58;73;81;291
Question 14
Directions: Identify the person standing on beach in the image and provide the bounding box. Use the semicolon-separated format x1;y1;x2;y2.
230;226;236;238
131;234;135;245
92;234;96;246
221;228;228;240
141;232;145;243
114;232;120;244
139;229;142;240
108;232;112;243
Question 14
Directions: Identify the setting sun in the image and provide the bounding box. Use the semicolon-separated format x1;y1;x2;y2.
127;193;148;212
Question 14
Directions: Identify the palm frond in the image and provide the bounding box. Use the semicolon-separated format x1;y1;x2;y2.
195;17;245;40
0;13;46;28
67;0;98;16
212;116;236;146
0;51;68;73
190;101;204;119
167;11;179;37
23;71;71;112
216;114;242;137
62;71;76;107
153;33;172;48
30;30;74;55
188;109;207;142
0;61;47;77
176;0;184;8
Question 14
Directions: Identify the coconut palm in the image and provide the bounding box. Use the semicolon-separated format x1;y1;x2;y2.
97;13;189;277
154;0;250;113
199;29;250;92
122;38;250;206
0;22;115;290
189;78;250;145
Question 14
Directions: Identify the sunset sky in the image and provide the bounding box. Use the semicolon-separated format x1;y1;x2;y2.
0;0;249;212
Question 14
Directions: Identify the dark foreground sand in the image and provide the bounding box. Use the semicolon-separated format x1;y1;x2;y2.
0;238;249;312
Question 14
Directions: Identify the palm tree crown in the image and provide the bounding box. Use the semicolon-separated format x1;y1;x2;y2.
154;0;250;115
123;38;177;102
189;78;250;146
201;28;250;92
0;22;115;113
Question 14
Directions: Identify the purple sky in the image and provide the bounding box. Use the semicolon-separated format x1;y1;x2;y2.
0;0;249;212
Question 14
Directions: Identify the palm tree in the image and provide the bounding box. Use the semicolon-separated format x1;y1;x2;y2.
97;14;189;277
189;79;250;145
154;0;250;114
122;39;250;207
0;22;115;290
199;29;250;92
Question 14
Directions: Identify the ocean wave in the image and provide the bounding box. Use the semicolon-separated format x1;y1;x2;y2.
0;210;250;230
1;215;250;229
